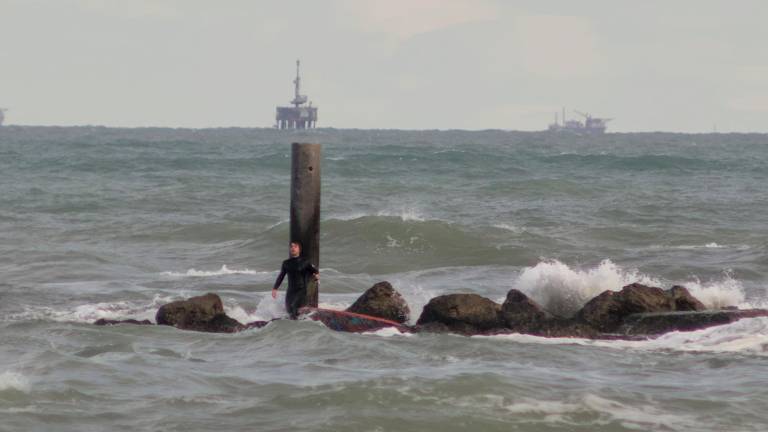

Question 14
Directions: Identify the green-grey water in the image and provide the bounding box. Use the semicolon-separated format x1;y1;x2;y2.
1;126;767;431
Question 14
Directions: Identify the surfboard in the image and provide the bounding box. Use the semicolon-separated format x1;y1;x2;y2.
298;307;412;333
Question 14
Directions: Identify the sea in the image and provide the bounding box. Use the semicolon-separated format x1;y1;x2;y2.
1;126;767;431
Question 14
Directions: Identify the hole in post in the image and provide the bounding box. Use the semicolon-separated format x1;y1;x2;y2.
308;166;314;172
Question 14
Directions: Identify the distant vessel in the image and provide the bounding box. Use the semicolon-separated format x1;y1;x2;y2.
275;60;318;129
548;108;611;134
0;108;6;127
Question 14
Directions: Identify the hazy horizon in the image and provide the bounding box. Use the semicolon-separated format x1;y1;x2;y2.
1;0;767;133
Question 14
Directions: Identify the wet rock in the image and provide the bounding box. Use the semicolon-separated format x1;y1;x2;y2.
531;319;601;339
619;309;768;336
155;293;243;333
668;285;706;311
94;318;153;326
346;281;410;323
416;294;502;334
577;283;711;333
500;289;550;332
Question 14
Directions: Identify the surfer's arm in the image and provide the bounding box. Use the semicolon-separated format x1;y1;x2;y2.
308;263;319;280
272;264;287;291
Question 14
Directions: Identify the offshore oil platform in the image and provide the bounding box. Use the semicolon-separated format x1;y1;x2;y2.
0;108;6;127
275;60;318;129
548;108;611;134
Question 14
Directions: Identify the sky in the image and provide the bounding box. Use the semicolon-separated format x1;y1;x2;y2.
1;0;767;132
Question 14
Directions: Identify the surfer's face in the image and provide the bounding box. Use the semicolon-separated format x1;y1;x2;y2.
289;242;301;257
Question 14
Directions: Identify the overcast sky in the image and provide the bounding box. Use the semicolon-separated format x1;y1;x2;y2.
1;0;767;132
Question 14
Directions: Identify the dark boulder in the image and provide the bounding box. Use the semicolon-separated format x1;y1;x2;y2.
346;281;410;323
156;293;244;333
577;283;709;333
500;289;550;332
619;309;768;336
531;319;601;339
416;294;502;334
94;318;153;326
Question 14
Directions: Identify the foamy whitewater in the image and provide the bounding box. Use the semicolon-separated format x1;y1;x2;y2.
1;127;767;431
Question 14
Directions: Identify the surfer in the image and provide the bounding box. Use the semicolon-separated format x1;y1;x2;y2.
272;241;319;319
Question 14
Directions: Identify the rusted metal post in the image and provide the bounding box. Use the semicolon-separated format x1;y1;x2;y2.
290;143;321;307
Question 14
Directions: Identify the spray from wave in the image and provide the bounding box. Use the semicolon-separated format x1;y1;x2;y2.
513;259;747;317
513;259;660;317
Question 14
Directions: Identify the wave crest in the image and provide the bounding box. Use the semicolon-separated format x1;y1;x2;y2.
514;259;660;317
161;265;267;278
513;259;748;316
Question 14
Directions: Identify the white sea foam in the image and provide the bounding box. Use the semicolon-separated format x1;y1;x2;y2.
223;294;287;322
328;212;368;221
485;317;768;355
513;259;662;317
0;372;30;393
492;223;525;233
265;218;289;230
364;327;414;337
161;265;268;278
7;293;179;324
376;208;427;222
606;317;768;354
579;393;699;430
327;208;445;223
647;243;750;251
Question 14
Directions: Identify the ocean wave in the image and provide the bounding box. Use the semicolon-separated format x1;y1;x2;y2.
513;259;662;317
0;372;31;393
6;294;174;323
328;208;433;223
499;394;698;430
513;259;749;316
484;317;768;355
646;243;751;251
161;265;269;278
541;152;727;172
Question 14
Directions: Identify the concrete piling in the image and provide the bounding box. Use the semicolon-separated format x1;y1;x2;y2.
290;143;321;307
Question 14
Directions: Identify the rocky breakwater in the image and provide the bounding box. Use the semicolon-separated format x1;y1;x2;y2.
416;283;768;339
94;282;767;339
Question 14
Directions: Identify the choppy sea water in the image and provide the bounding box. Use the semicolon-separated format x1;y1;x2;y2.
1;126;767;431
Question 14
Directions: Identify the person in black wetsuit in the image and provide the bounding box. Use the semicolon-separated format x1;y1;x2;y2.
272;241;319;319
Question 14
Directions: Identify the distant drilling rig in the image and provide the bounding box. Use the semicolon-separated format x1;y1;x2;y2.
275;60;318;129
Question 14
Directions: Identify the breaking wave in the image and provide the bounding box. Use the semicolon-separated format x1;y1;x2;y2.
513;259;748;317
161;265;268;278
0;372;31;393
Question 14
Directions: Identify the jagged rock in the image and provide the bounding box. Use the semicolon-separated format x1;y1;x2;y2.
346;281;410;323
500;289;550;332
668;285;707;311
94;318;153;326
155;293;243;333
577;283;710;333
416;294;502;334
